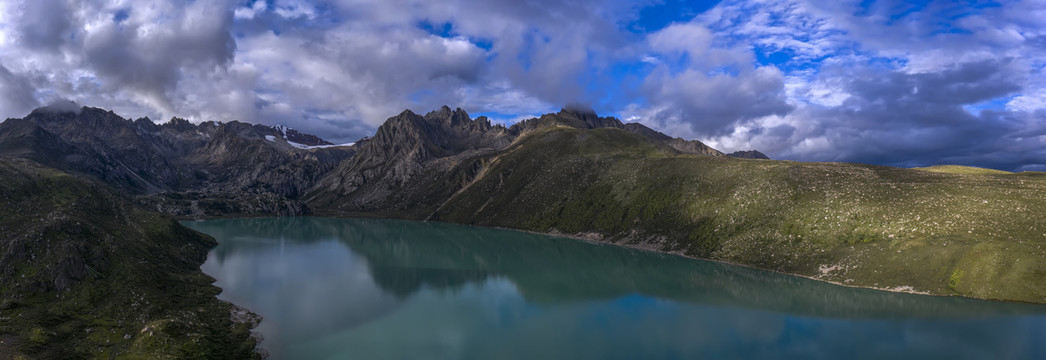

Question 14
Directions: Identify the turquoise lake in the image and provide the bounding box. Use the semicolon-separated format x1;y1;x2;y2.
184;217;1046;360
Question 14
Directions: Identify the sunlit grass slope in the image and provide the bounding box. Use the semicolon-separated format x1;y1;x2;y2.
428;127;1046;303
913;165;1014;175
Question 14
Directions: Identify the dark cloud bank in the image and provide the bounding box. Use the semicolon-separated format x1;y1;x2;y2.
0;0;1042;171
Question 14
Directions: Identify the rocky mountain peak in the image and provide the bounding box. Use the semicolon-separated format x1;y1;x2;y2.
727;150;770;159
421;105;496;137
163;117;196;132
282;127;334;146
31;100;83;115
133;117;161;133
558;104;599;122
313;106;515;199
376;110;424;140
25;107;139;144
424;105;455;119
423;105;466;123
395;109;420;119
665;138;724;157
2;105;349;201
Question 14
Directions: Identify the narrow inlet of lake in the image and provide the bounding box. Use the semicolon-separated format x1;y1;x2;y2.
183;217;1046;360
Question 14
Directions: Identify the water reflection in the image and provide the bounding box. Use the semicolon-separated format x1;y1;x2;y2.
187;217;1046;359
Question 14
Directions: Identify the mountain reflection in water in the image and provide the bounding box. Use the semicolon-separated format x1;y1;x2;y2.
186;217;1046;360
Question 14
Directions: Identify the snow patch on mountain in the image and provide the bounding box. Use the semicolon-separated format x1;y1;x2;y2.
287;141;355;149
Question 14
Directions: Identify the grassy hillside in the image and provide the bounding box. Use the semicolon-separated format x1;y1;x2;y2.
416;127;1046;303
913;165;1014;175
0;157;260;359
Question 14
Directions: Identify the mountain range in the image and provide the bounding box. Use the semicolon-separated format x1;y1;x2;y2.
0;105;765;219
1;104;1044;357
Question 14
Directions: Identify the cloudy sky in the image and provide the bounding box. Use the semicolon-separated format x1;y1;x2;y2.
0;0;1044;171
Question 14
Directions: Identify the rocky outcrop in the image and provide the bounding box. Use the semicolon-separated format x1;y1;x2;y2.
0;157;260;359
509;107;626;135
508;107;725;156
307;105;739;216
7;107;193;192
278;125;334;146
728;150;770;159
1;104;747;218
308;106;512;212
666;138;725;156
0;106;354;217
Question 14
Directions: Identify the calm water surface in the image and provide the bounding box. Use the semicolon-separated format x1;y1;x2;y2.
184;217;1046;360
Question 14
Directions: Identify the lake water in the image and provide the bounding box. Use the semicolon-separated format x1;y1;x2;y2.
184;217;1046;360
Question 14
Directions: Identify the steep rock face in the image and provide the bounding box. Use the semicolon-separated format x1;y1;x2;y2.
422;105;512;152
309;106;511;211
10;108;193;192
1;104;735;219
309;106;637;213
279;126;334;146
308;105;732;216
0;118;85;167
0;106;353;216
186;121;351;198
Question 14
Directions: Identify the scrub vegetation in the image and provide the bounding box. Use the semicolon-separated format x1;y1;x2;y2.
371;127;1046;303
0;157;260;359
4;103;1045;359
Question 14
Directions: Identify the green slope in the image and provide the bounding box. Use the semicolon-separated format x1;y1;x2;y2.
913;165;1014;175
0;157;260;359
413;127;1046;303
